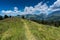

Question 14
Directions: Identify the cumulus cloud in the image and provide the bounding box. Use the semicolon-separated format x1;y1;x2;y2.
23;2;48;15
0;2;49;16
45;0;60;15
54;0;60;7
2;10;12;14
49;0;60;11
1;7;22;16
1;0;60;16
35;3;48;13
23;6;34;14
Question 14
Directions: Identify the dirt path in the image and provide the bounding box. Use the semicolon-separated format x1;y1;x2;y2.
21;19;36;40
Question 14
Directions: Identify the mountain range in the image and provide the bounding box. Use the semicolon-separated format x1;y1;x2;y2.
21;10;60;22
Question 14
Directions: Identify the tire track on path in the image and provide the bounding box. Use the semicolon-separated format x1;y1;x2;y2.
21;19;36;40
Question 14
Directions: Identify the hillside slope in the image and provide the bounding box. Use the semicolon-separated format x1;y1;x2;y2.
0;18;60;40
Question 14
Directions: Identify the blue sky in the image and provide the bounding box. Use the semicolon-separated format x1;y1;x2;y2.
0;0;56;10
0;0;60;16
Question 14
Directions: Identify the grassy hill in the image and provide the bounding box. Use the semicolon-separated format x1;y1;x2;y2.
0;17;60;40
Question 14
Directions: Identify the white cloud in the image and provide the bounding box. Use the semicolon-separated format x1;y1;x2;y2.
35;2;48;11
0;2;49;16
49;0;60;11
45;0;60;15
2;0;60;16
14;7;19;12
23;6;34;14
23;2;48;15
1;0;60;16
1;7;22;16
2;10;12;14
35;3;48;13
53;0;60;7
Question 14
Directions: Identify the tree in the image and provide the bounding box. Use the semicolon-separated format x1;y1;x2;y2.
9;16;12;18
22;15;25;19
4;15;9;18
0;15;3;20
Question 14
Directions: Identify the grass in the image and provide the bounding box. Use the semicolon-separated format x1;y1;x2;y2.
0;18;27;40
25;20;60;40
0;17;60;40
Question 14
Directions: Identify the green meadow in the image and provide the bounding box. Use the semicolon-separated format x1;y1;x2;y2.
0;17;60;40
